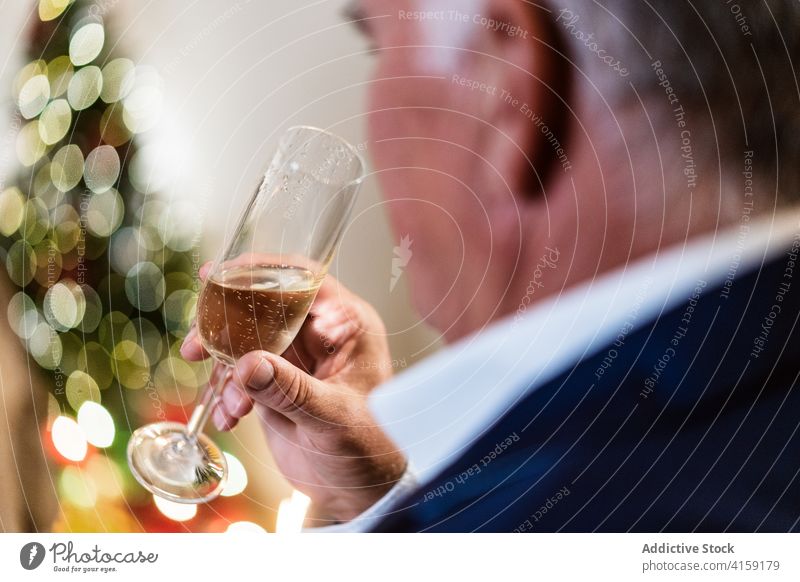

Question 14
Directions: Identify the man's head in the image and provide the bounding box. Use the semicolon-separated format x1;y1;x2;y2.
350;0;800;340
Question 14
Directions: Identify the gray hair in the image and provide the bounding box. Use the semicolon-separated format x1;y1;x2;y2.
550;0;800;203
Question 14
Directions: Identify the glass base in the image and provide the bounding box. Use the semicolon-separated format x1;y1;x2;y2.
127;421;227;504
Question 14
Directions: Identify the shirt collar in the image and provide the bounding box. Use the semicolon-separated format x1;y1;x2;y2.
369;210;800;485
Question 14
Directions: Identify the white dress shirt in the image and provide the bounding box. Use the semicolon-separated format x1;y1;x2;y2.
306;210;800;532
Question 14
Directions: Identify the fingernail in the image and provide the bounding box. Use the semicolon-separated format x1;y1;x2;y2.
212;407;226;431
222;382;245;414
246;359;273;391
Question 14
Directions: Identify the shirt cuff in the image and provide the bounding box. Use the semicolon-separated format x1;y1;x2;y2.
302;466;418;533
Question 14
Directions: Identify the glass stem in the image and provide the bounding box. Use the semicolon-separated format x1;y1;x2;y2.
186;365;230;439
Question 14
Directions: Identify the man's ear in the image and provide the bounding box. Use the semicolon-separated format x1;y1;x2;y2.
470;0;569;199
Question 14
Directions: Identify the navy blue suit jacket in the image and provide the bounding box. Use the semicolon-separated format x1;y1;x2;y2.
374;247;800;532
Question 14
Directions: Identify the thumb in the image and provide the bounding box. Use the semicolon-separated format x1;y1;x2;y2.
232;351;341;427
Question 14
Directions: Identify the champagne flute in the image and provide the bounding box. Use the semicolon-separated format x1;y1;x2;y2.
127;126;365;503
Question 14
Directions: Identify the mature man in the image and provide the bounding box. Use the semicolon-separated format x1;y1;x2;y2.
183;0;800;531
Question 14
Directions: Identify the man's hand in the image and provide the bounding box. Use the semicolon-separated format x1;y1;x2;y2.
180;264;406;522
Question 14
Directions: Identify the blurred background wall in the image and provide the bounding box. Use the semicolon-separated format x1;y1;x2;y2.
0;0;439;531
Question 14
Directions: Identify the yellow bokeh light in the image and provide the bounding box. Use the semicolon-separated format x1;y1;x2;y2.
99;104;132;147
16;121;48;166
39;0;73;22
7;291;39;340
47;55;74;97
53;205;82;253
77;342;114;390
21;197;50;245
29;322;63;369
51;416;87;462
33;240;62;287
111;340;150;390
101;58;135;103
154;357;198;405
6;240;37;287
33;163;59;201
69;22;105;66
59;466;97;508
77;401;115;448
98;311;133;352
85;188;124;237
18;74;50;119
66;370;101;412
0;187;25;236
38;99;72;145
51;144;85;192
126;317;164;363
13;60;47;98
44;279;86;331
67;65;102;110
86;456;125;499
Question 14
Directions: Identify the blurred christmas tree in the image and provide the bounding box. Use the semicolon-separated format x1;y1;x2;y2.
0;0;253;531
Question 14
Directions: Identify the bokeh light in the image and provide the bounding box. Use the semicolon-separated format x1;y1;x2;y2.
220;452;248;497
51;144;85;191
46;55;74;96
38;0;73;22
122;66;163;133
6;240;37;286
125;261;165;312
153;495;197;522
100;104;133;147
44;280;86;331
18;73;50;119
101;58;135;103
67;65;102;110
13;60;48;97
59;466;97;508
85;188;124;237
0;188;25;236
7;291;40;340
77;341;114;390
275;490;311;533
38;99;72;144
84;144;120;193
77;401;115;447
69;21;104;66
79;286;103;333
66;370;101;412
16;120;47;166
51;415;88;462
28;321;63;369
86;456;125;499
3;0;228;534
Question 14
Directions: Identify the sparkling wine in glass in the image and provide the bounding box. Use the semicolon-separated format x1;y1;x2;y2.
127;126;365;503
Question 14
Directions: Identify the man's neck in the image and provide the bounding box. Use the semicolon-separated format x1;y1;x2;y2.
498;108;755;338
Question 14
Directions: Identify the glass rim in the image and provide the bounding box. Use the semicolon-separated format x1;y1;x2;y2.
285;124;367;188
